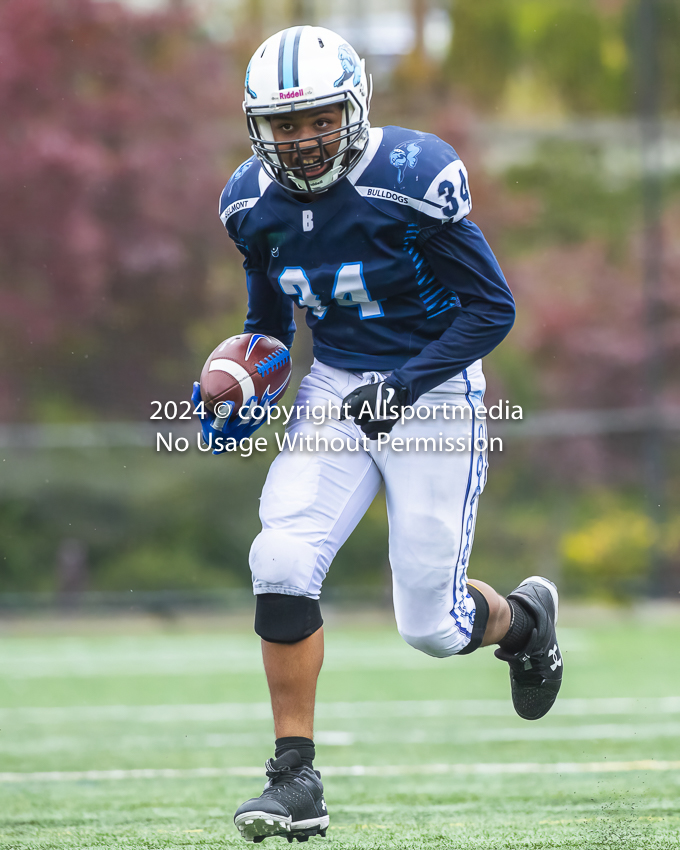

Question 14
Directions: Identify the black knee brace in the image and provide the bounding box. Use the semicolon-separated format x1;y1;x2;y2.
457;583;489;655
254;593;323;644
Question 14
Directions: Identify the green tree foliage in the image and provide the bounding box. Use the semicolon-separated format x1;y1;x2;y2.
0;448;389;594
534;5;630;114
445;0;518;109
561;499;654;601
647;0;680;112
448;0;679;115
503;140;639;252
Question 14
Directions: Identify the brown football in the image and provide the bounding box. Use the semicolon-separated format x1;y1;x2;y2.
201;333;292;419
199;333;292;419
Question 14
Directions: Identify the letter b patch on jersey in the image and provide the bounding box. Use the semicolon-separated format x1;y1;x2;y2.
302;210;314;231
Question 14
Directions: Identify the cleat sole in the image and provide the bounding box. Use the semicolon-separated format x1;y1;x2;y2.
235;812;329;843
511;678;561;721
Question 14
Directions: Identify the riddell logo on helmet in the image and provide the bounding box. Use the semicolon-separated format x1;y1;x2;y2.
271;87;313;101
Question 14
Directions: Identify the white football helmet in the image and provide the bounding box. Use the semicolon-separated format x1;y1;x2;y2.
244;26;371;195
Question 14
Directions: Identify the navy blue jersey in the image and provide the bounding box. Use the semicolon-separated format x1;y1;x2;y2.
219;126;515;403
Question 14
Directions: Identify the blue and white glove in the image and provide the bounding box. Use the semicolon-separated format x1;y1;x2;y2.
192;382;268;455
341;373;409;440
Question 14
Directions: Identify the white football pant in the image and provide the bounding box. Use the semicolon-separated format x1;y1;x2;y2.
249;359;488;657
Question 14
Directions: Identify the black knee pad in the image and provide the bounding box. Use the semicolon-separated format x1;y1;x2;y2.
254;593;323;644
458;583;489;655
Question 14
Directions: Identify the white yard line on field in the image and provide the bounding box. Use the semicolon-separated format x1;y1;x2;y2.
3;722;680;755
2;696;680;723
1;760;680;784
0;630;586;679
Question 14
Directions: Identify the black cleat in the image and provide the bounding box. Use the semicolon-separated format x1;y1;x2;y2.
495;575;563;720
234;750;328;843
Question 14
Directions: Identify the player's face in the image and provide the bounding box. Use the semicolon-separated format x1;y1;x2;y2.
269;104;344;180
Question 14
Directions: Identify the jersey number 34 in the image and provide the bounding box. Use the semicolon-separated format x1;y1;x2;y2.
278;263;384;320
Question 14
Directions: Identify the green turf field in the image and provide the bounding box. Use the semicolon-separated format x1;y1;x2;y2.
1;613;679;849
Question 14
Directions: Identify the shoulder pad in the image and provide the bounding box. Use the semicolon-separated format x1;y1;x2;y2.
352;126;472;224
218;157;273;231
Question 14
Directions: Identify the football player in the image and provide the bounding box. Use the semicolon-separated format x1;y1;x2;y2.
194;26;563;844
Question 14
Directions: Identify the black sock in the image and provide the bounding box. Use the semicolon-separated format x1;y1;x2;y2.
499;598;536;653
275;736;315;768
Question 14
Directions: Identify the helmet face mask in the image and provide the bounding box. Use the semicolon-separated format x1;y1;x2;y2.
243;27;371;196
248;91;368;195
